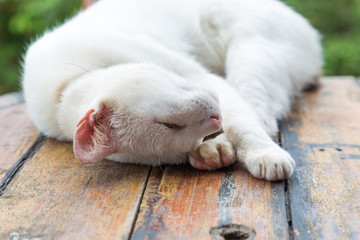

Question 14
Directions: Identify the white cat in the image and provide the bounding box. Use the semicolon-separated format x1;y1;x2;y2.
22;0;322;181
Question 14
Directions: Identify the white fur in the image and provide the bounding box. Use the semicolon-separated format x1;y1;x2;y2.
22;0;322;180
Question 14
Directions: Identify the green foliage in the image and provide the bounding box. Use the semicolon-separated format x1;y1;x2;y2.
283;0;360;76
324;35;360;76
0;0;81;94
7;0;81;36
284;0;359;35
0;0;359;94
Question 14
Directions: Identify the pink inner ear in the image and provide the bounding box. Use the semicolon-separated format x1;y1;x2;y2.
77;109;95;127
74;105;118;163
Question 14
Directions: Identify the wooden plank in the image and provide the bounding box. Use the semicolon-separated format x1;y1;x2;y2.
0;104;39;182
132;164;289;240
281;77;360;239
0;138;151;239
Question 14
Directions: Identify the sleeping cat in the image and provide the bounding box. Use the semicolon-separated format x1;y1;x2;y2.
22;0;322;181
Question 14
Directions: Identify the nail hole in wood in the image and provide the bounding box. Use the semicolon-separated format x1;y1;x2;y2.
319;148;325;151
335;148;342;152
210;224;256;240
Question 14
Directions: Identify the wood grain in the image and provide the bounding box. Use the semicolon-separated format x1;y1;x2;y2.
281;77;360;239
0;138;151;240
132;164;289;240
0;104;39;182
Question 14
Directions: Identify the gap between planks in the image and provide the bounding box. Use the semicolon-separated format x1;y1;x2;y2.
284;180;294;240
278;126;295;240
127;166;153;240
0;135;46;196
0;95;42;195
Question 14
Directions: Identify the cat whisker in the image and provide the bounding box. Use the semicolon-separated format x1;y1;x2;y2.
65;62;90;72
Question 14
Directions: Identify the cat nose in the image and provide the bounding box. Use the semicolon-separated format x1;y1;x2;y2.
210;115;222;130
210;115;221;121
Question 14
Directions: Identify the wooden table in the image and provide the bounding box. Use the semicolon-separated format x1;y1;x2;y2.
0;77;359;240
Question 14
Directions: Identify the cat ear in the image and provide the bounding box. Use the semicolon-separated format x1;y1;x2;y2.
74;104;118;163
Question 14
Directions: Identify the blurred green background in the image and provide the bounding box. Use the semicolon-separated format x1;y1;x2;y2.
0;0;81;94
0;0;359;94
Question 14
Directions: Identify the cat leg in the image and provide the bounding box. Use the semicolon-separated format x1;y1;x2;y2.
189;133;236;170
224;38;319;136
189;97;295;180
221;95;295;181
189;73;295;180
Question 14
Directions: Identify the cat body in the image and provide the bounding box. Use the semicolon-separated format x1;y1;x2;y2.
23;0;322;180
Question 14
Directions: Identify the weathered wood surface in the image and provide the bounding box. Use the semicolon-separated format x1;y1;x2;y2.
282;77;360;239
0;77;359;240
0;104;39;183
132;165;288;240
0;138;151;239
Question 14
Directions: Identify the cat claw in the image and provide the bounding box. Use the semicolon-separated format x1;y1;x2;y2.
189;134;236;170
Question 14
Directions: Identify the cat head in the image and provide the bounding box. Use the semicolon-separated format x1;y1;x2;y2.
73;64;221;164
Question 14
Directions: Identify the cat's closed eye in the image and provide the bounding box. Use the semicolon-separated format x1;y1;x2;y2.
160;122;185;130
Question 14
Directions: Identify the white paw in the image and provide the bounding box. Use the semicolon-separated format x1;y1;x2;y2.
189;134;236;170
242;145;295;181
